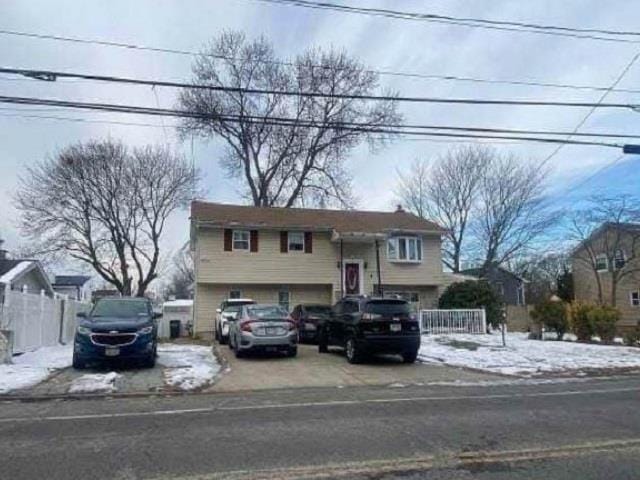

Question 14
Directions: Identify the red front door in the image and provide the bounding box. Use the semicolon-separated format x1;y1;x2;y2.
344;262;361;295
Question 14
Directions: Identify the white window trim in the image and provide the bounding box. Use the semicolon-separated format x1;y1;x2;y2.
595;253;608;272
387;236;423;263
278;289;290;310
232;230;250;252
631;291;640;307
614;249;626;270
288;231;305;252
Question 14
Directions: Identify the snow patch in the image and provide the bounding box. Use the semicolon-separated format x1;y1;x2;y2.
157;344;219;391
69;372;121;393
419;333;640;376
0;344;72;393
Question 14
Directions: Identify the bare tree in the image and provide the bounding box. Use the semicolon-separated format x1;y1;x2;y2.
471;152;558;272
569;195;640;305
15;139;197;297
512;251;572;304
395;146;488;272
178;31;401;208
163;246;194;299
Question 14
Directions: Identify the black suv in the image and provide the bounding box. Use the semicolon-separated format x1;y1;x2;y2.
318;296;420;364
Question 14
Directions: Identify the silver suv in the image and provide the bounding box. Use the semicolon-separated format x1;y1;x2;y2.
229;304;298;358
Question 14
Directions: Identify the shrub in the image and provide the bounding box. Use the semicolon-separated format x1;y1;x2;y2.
623;326;640;347
569;302;595;342
588;305;620;344
439;280;502;328
531;300;568;340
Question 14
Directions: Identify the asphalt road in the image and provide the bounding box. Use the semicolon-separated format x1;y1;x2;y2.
1;375;639;479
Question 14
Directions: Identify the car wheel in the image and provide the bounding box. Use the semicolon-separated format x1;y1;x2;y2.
402;349;419;364
72;352;86;369
214;327;219;342
318;327;329;353
143;352;156;368
345;337;363;364
287;347;298;358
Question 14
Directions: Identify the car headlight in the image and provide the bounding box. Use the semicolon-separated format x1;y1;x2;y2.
138;326;153;335
77;326;91;336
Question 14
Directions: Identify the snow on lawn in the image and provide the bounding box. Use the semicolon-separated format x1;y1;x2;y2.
419;333;640;376
157;344;220;391
69;372;121;394
0;344;72;393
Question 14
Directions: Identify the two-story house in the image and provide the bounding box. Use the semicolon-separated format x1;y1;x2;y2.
190;201;447;337
572;222;640;331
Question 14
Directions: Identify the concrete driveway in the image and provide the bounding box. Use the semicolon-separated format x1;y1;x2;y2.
208;343;501;392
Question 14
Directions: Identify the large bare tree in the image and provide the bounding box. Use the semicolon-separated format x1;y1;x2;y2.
569;195;640;305
395;146;487;272
178;31;401;208
471;152;558;272
15;139;197;297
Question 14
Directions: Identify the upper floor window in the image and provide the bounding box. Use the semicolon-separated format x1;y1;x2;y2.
288;232;305;252
595;254;608;272
631;291;640;307
614;249;626;270
387;236;423;263
232;230;250;251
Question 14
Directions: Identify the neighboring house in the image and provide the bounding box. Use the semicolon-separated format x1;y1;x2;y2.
160;299;193;338
572;222;640;331
51;275;92;301
190;201;447;337
0;249;54;298
92;289;120;302
461;265;528;306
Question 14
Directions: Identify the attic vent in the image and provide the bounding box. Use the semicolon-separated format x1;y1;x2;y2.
395;204;405;213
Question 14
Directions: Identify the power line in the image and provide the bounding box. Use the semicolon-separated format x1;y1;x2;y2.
0;94;623;148
256;0;640;44
1;67;638;110
3;29;640;95
563;153;626;195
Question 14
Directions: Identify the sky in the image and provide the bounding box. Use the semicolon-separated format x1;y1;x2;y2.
1;0;639;279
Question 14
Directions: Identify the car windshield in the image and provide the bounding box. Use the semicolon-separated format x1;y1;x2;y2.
91;299;150;318
223;305;243;314
305;306;332;316
364;300;410;315
246;305;289;319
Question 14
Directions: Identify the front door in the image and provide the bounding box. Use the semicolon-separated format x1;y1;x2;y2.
344;261;362;295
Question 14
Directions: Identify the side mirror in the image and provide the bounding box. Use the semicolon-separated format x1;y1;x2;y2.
216;308;222;314
153;312;163;319
77;311;87;318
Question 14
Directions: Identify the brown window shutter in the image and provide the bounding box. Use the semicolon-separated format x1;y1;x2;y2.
250;230;259;252
224;229;232;251
280;231;288;253
304;231;313;253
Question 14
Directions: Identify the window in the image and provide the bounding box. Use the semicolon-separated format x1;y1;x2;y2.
229;289;242;299
232;230;250;251
595;254;608;272
631;291;640;307
387;236;423;263
614;249;626;270
343;301;359;314
495;282;505;296
278;290;290;311
517;285;526;305
288;232;304;252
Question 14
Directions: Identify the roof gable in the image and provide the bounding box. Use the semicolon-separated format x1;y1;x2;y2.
191;201;444;234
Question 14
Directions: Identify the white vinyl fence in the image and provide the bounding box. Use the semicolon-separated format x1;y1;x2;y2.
420;309;487;335
0;288;90;354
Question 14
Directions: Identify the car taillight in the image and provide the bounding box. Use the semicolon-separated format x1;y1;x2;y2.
361;313;383;321
409;313;417;321
240;321;254;332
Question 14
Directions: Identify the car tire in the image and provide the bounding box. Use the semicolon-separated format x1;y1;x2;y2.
234;346;244;358
219;332;228;345
402;349;419;364
72;352;86;370
345;337;363;364
318;328;329;353
287;347;298;358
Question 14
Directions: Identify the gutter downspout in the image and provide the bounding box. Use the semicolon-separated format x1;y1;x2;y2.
340;239;344;298
375;239;383;297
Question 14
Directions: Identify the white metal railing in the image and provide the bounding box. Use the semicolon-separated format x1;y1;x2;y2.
420;309;487;335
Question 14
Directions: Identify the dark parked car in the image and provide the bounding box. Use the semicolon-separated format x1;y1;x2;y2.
72;297;161;369
318;296;420;364
290;304;332;343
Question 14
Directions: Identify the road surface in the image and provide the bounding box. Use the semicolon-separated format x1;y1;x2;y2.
1;375;639;479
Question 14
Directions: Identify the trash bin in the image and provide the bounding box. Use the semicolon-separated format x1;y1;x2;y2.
169;320;181;339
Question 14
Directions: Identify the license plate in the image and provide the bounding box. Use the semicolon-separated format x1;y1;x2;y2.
266;327;278;335
390;323;401;332
105;347;120;356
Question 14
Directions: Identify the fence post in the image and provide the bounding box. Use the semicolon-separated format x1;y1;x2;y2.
481;308;487;334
